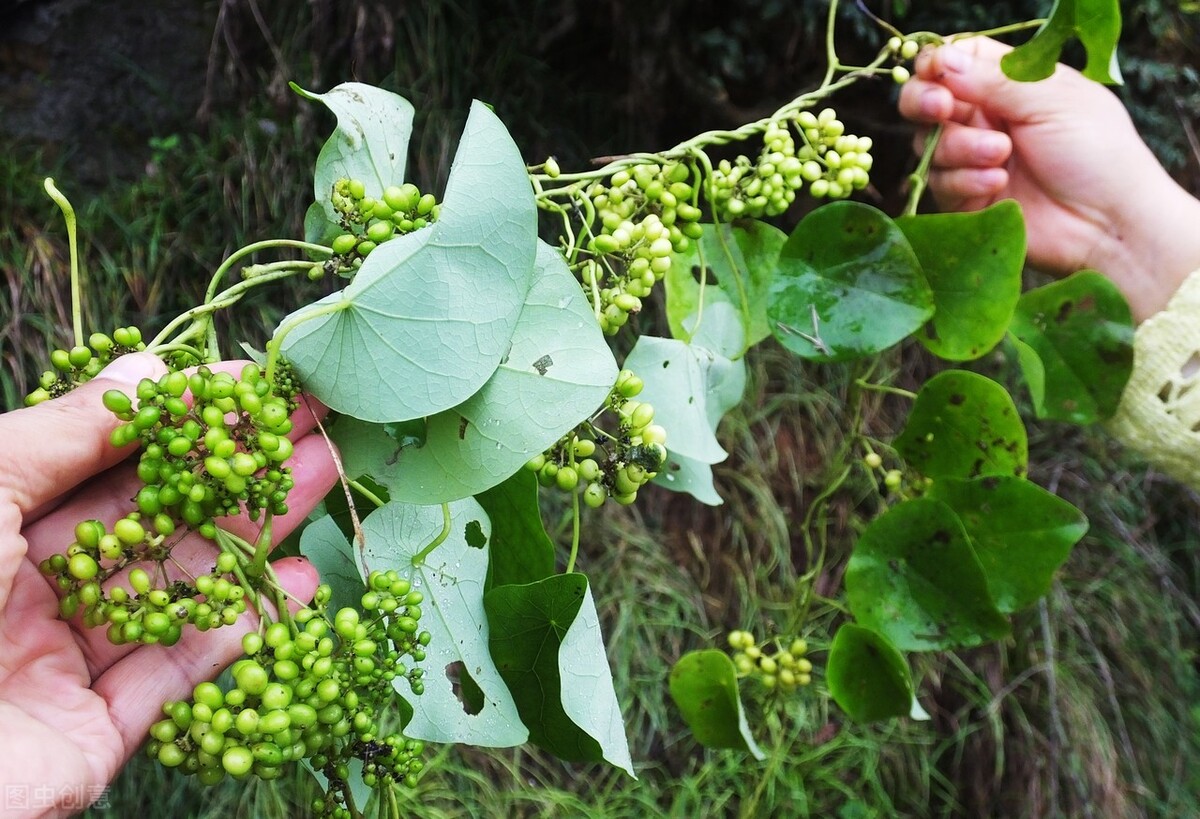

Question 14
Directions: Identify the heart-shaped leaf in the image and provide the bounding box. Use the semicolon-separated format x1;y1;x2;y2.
278;100;537;422
486;574;634;776
356;499;528;747
826;624;913;723
767;201;932;361
334;240;617;502
897;201;1025;361
1008;270;1133;424
846;498;1010;651
928;475;1088;614
894;370;1028;480
294;81;416;242
668;649;764;759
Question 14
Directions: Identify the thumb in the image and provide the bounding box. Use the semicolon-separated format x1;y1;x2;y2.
915;36;1080;124
0;353;166;519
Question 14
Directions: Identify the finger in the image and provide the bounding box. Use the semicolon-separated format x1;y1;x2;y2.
913;37;1086;126
898;79;976;125
914;122;1013;170
93;555;319;756
927;167;1009;213
22;431;338;677
21;402;337;569
1;353;167;521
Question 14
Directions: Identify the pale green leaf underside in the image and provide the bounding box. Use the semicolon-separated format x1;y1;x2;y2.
279;100;537;422
559;579;637;776
358;499;528;747
295;81;415;241
335;241;617;503
297;514;367;615
623;335;743;465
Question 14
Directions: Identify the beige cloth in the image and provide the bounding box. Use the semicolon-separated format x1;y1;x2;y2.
1108;268;1200;485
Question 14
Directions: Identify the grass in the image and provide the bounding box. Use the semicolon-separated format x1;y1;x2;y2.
3;2;1198;816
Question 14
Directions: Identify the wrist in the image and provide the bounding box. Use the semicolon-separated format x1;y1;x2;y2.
1094;174;1200;322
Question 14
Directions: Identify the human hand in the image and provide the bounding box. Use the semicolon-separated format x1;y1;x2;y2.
898;36;1200;321
0;353;338;818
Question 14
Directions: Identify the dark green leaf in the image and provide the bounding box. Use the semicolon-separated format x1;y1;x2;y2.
894;370;1028;479
897;201;1025;361
668;649;764;759
826;624;913;723
1008;270;1134;424
928;476;1088;614
485;574;634;774
476;469;555;589
845;498;1010;651
767;201;932;362
1001;0;1123;85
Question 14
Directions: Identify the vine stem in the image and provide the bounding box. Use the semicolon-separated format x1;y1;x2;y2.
565;491;581;574
904;123;943;217
203;239;333;304
147;263;319;350
264;299;348;383
248;512;274;580
854;378;917;400
43;179;84;347
411;503;452;567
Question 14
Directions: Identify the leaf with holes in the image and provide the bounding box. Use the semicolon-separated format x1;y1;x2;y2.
826;624;913;723
896;201;1024;361
668;220;785;352
845;498;1010;651
1008;270;1134;424
1001;0;1123;85
894;370;1027;480
669;649;764;759
767;201;932;361
928;476;1088;614
277;100;537;422
294;82;415;242
486;573;634;776
357;498;528;747
332;240;616;503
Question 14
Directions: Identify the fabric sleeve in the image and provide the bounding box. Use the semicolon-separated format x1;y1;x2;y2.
1106;267;1200;486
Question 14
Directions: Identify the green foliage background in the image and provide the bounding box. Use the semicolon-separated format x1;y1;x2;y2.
1;1;1198;816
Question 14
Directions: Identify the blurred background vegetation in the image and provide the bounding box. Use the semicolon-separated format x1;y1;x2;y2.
1;1;1198;816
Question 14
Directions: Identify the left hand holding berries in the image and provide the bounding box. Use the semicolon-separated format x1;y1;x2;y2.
0;353;337;818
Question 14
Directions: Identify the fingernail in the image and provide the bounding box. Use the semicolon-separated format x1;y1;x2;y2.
97;352;159;386
941;45;971;73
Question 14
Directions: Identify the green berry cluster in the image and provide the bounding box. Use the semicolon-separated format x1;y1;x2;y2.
107;363;298;530
708;121;805;220
728;631;814;693
580;162;703;335
148;574;430;817
24;326;145;405
40;521;249;645
707;109;872;218
793;108;873;200
886;36;922;84
329;178;440;264
525;369;667;508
